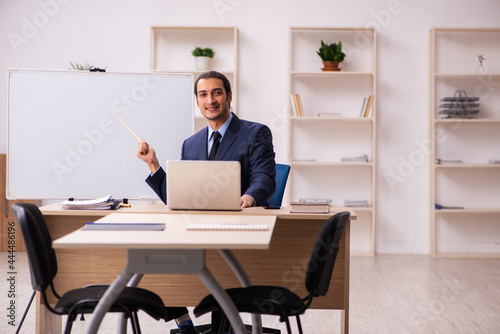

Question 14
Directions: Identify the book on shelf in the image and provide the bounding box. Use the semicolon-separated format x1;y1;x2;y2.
435;203;464;210
291;94;304;117
317;112;341;117
436;158;463;164
341;154;368;163
363;95;373;117
290;201;330;214
290;94;298;116
344;200;369;207
359;97;368;117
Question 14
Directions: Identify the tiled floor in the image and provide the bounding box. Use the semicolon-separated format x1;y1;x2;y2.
2;252;500;333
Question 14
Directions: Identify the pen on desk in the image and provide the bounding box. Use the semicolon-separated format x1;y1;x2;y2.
120;204;131;208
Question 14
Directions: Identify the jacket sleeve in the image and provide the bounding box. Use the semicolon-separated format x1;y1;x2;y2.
244;125;276;206
145;167;167;204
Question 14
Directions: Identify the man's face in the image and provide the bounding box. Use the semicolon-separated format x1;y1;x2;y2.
196;78;232;122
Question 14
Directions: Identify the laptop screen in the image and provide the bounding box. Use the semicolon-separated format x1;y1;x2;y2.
166;160;241;211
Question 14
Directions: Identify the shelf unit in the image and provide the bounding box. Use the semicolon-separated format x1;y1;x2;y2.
430;28;500;258
150;26;238;132
288;27;377;256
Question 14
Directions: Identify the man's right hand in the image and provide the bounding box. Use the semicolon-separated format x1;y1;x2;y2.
137;139;160;174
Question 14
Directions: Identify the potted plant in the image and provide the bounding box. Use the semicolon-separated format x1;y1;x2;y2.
316;40;346;71
191;47;215;70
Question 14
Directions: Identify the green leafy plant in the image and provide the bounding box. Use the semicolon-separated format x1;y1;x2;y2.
316;40;346;63
69;62;95;71
191;47;215;58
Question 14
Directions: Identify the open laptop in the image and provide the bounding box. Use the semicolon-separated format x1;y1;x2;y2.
166;160;241;211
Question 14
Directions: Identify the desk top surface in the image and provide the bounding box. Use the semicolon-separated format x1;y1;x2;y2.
41;203;357;220
52;213;277;250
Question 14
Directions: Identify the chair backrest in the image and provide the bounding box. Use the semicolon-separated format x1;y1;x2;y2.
11;203;58;292
305;211;350;297
267;164;291;207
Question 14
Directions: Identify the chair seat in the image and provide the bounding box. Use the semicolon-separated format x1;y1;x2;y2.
55;285;178;322
194;285;305;318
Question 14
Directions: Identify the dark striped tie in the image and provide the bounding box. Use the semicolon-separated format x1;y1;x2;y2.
208;131;221;160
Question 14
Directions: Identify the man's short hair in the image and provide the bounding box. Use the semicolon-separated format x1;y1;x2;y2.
194;71;232;96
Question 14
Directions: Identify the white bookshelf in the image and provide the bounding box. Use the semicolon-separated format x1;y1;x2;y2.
288;27;377;256
430;28;500;258
150;26;238;132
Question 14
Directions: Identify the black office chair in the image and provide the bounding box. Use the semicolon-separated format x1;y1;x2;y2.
11;203;187;334
193;211;350;334
267;164;291;207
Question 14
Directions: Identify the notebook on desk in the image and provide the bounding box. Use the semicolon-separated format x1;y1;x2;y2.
166;160;241;211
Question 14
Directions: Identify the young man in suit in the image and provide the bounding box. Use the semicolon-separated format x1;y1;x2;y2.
137;70;276;208
136;71;276;333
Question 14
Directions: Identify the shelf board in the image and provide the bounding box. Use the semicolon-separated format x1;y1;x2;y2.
432;27;500;33
290;161;373;167
434;163;500;168
434;118;500;123
291;71;373;77
435;208;500;214
290;26;375;32
434;73;500;78
150;69;236;75
290;116;373;122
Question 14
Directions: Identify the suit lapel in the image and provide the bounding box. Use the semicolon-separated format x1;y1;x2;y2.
216;113;239;160
197;127;209;160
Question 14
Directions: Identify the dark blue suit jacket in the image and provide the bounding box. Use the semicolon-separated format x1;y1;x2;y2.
146;113;276;206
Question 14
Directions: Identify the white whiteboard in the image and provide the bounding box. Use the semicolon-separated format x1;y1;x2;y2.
8;69;194;199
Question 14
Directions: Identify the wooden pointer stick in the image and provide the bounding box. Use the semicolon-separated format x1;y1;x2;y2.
114;113;140;141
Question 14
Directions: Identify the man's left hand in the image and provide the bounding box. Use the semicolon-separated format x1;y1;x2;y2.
240;195;255;208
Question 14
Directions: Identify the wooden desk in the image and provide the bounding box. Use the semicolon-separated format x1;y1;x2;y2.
39;204;355;334
54;213;277;334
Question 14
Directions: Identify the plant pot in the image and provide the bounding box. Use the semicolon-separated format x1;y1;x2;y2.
322;61;341;72
194;56;211;71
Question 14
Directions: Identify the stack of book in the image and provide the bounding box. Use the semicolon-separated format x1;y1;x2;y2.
344;200;369;207
290;201;330;213
60;195;121;210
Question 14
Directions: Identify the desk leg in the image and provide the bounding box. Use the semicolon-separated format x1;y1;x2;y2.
35;292;61;334
218;250;262;334
197;267;247;334
86;267;135;334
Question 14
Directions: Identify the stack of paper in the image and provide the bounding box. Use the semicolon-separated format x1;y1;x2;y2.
61;195;120;210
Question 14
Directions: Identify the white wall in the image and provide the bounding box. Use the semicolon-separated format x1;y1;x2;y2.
1;0;499;254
